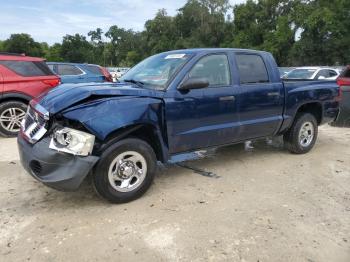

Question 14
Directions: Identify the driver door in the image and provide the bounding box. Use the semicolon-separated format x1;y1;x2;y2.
165;53;240;154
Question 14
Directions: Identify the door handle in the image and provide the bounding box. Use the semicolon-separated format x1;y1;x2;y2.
267;92;280;96
219;96;235;101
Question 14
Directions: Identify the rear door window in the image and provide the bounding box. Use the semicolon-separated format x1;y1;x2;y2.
235;54;269;84
0;61;54;76
57;65;83;76
329;70;338;77
189;54;231;87
47;64;55;71
315;69;330;79
86;65;102;75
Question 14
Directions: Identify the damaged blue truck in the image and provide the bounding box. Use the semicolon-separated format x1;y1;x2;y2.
18;48;340;203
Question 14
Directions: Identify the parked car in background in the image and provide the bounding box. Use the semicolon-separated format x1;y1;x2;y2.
0;52;60;137
283;67;340;80
332;65;350;127
47;62;112;83
115;67;130;79
278;67;295;77
18;48;340;203
106;67;131;82
107;67;118;82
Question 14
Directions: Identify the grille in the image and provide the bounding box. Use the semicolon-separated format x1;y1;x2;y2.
22;105;49;143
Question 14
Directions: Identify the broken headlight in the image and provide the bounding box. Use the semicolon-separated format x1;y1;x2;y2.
49;127;95;156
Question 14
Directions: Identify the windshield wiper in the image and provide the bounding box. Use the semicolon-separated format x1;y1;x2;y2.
123;79;145;88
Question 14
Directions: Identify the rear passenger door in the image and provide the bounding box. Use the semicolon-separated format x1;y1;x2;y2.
235;53;284;140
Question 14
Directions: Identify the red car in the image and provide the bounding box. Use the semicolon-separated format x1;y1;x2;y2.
333;65;350;127
0;53;60;137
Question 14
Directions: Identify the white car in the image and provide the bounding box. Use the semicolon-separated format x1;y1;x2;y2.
283;67;340;80
115;67;130;79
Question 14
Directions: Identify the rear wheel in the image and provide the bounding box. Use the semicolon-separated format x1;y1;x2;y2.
284;113;318;154
0;101;27;137
92;138;157;203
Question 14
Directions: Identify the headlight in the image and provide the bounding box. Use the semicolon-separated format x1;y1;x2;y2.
49;127;95;156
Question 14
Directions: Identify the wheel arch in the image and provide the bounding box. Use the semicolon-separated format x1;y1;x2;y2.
95;123;169;163
295;102;323;125
0;92;32;105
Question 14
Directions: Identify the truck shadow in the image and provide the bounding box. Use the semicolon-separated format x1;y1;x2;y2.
13;137;289;210
162;136;287;178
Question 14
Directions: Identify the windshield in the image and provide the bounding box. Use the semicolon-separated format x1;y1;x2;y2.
284;69;316;79
120;53;191;90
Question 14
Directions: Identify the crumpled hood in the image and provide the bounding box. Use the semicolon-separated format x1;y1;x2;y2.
36;82;164;114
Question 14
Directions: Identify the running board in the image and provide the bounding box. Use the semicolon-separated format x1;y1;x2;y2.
168;150;213;164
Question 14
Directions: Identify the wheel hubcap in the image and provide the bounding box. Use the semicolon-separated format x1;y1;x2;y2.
299;121;314;147
108;151;147;192
0;107;26;132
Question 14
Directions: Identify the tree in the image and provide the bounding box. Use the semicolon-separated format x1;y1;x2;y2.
143;9;178;54
60;34;92;63
174;0;230;48
46;43;64;62
88;28;103;43
1;0;349;67
289;0;350;65
105;26;143;65
88;28;106;65
3;33;44;56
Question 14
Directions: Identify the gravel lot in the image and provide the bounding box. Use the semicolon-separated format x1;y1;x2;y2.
0;125;349;262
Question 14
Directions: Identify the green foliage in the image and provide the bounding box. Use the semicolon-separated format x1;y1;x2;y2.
0;0;349;66
45;43;64;62
289;0;350;65
2;33;44;56
60;34;93;63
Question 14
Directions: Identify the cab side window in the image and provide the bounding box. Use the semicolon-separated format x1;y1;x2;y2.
236;54;269;84
189;54;230;87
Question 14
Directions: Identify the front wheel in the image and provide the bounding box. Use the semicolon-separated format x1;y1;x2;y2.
92;138;157;203
283;113;318;154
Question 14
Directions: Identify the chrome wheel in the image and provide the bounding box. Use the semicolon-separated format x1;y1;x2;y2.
108;151;147;192
0;107;26;132
299;121;314;147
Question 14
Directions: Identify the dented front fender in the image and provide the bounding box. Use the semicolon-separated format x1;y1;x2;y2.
61;97;164;141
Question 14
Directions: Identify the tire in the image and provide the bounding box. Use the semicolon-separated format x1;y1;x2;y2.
92;138;157;203
283;113;318;154
0;101;28;137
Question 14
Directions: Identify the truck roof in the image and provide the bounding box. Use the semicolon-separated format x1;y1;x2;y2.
161;48;269;55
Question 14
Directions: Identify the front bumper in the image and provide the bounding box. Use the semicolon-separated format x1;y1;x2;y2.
17;134;99;191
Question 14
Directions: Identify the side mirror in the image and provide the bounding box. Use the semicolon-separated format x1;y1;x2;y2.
178;77;209;91
318;76;326;80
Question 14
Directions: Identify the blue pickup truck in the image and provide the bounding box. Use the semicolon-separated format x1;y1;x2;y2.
18;48;340;203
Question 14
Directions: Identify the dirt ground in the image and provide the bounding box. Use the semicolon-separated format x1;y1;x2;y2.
0;125;349;262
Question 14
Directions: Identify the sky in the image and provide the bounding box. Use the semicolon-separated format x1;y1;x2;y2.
0;0;246;45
